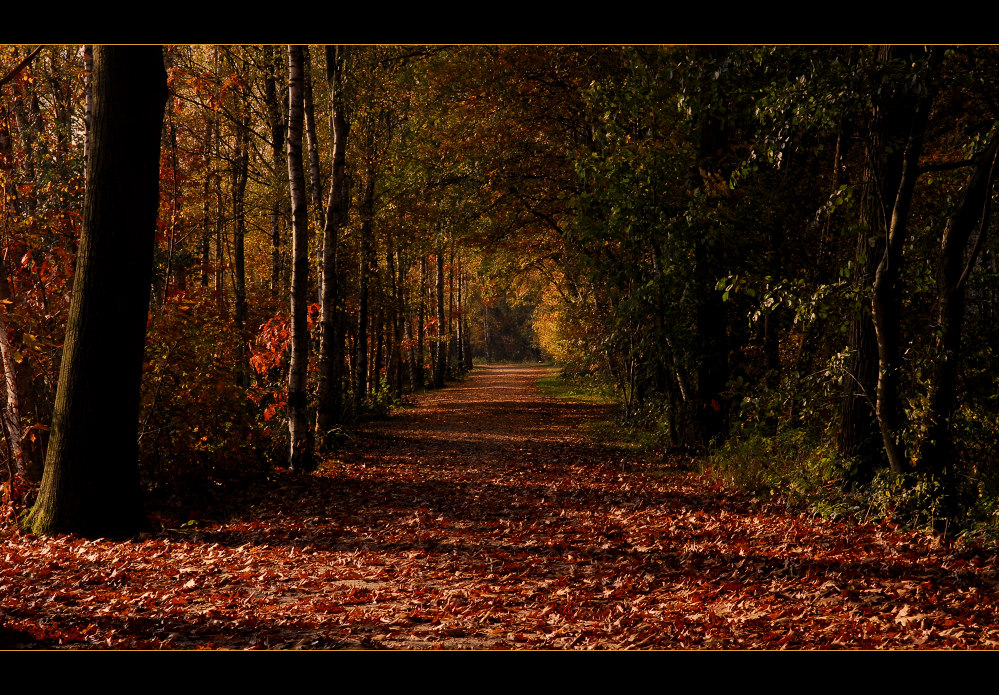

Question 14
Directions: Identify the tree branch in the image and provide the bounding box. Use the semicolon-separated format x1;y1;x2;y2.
0;46;43;91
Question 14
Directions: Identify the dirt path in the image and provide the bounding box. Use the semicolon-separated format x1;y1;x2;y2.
3;364;999;649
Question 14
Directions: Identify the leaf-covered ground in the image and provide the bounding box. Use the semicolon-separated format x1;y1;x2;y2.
4;364;999;649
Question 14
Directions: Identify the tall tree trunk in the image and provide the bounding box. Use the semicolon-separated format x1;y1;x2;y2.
302;46;326;234
200;117;214;288
483;301;492;363
83;45;93;182
26;46;167;538
355;161;376;407
456;260;466;373
264;45;286;297
838;46;914;478
0;256;43;483
386;242;403;398
417;256;426;386
872;48;941;475
316;45;350;446
161;106;180;304
231;96;250;388
286;45;314;473
689;46;731;445
434;248;447;388
916;133;999;482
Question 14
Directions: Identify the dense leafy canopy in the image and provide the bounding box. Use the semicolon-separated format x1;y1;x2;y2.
1;44;999;549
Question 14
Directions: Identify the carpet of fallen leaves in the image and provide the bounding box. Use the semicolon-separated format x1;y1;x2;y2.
4;364;999;649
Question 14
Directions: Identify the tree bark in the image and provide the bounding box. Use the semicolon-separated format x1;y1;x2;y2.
417;256;426;385
871;48;941;475
286;45;314;473
302;46;326;234
25;45;167;538
838;46;913;476
0;256;44;483
434;248;447;388
231;92;250;388
316;45;350;446
916;133;999;480
264;45;286;297
355;160;376;407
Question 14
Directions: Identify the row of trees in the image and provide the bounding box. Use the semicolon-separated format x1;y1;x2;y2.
533;46;999;521
3;45;999;536
1;45;524;536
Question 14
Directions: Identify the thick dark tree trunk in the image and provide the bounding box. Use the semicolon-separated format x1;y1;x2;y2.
690;47;731;445
25;46;167;538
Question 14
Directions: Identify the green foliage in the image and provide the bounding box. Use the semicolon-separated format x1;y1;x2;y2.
536;369;618;405
863;471;950;532
703;428;849;507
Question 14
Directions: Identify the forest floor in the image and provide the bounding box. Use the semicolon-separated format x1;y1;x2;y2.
4;364;999;649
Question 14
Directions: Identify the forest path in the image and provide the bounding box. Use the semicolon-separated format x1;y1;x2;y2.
4;364;999;649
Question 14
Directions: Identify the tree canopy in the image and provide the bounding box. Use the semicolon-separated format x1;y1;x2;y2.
2;44;999;537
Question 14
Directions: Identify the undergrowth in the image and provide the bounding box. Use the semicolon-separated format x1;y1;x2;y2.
543;368;999;543
536;370;618;405
704;427;999;543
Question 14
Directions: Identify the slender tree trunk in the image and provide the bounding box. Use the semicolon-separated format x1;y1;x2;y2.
162;107;180;304
355;161;376;407
483;302;492;363
373;307;384;395
26;46;167;538
264;45;286;297
434;248;447;388
214;171;225;315
417;256;426;386
456;261;465;373
200;117;213;288
0;256;43;482
231;98;250;388
316;45;350;446
917;134;999;481
83;45;93;181
386;242;403;398
404;293;419;391
302;46;326;233
286;45;314;473
838;46;912;477
872;49;940;475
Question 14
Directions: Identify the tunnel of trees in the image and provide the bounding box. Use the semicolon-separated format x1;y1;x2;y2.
2;45;999;536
